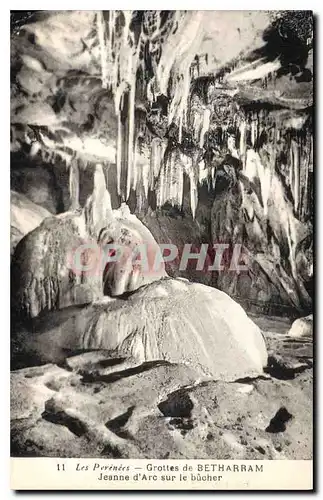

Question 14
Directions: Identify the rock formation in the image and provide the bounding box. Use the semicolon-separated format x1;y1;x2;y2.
288;314;313;338
11;320;312;459
10;10;313;314
10;11;313;461
12;278;267;380
12;165;167;319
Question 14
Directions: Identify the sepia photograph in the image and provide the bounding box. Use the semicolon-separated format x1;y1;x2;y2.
10;8;313;489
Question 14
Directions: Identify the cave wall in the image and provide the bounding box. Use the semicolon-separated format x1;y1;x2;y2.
10;10;313;316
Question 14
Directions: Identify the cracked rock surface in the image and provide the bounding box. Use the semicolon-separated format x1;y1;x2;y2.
11;316;312;459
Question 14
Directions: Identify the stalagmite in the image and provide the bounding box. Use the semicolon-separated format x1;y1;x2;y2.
87;163;112;235
93;164;111;207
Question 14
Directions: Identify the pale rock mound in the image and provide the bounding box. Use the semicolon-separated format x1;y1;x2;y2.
11;210;102;319
11;191;52;255
288;315;313;338
22;278;267;381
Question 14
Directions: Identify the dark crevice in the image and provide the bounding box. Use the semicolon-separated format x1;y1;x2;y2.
266;407;293;433
264;355;312;380
41;410;87;437
105;406;135;440
80;360;172;384
231;375;269;384
158;389;194;418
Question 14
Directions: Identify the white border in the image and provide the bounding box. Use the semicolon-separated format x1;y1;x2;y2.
2;3;321;498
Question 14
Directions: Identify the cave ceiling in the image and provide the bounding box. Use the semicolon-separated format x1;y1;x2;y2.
11;10;313;167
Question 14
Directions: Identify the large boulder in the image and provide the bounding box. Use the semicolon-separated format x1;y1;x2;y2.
17;278;267;381
11;191;52;255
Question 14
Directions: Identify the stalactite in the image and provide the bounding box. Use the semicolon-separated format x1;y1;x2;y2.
132;138;138;193
290;139;300;214
158;160;165;208
156;11;200;96
293;139;300;215
69;159;80;210
150;138;161;188
239;119;247;160
96;11;108;89
191;107;202;143
165;155;172;204
142;161;150;198
171;153;184;208
289;141;294;192
189;166;198;219
168;152;174;205
245;149;258;179
212;164;217;190
126;84;136;200
178;115;183;145
177;167;184;208
86;11;314;230
199;108;211;148
116;102;123;196
299;136;305;220
251;115;257;148
227;133;239;159
164;12;205;141
259;157;271;218
302;139;310;221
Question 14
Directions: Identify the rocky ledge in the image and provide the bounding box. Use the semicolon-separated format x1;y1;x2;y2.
11;316;312;460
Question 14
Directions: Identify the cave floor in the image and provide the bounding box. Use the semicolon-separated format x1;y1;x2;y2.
248;314;293;335
11;313;313;460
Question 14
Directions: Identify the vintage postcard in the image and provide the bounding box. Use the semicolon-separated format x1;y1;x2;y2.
10;10;313;490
